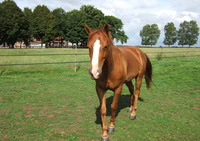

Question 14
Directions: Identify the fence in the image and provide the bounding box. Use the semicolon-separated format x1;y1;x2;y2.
0;50;200;71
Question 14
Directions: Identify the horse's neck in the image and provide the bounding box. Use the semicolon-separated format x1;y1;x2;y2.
101;45;122;80
106;45;121;69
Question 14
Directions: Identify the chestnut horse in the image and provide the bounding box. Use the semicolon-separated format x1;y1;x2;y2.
85;24;152;141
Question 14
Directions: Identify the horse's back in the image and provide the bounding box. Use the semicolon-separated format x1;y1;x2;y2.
118;46;147;80
121;46;147;60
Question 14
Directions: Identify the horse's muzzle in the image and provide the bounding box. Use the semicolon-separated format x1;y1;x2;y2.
88;68;101;80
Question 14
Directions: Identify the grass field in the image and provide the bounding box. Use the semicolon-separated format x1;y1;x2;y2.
0;48;200;141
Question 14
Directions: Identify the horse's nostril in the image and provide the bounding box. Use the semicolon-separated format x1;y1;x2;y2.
97;68;102;73
88;69;92;75
88;69;95;79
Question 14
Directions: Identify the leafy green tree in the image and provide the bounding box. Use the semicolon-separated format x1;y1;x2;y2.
177;20;199;47
52;8;67;46
140;24;151;46
0;2;3;44
177;21;189;47
32;5;55;47
0;0;24;48
80;5;128;45
149;24;160;46
65;9;86;46
80;5;105;29
65;5;129;46
163;22;177;47
104;16;128;44
23;7;33;47
188;20;200;46
140;24;160;46
79;5;105;46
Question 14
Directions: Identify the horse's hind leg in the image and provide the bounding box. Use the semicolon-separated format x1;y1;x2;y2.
125;81;134;113
129;76;143;120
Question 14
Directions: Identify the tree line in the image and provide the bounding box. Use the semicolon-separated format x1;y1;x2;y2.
0;0;128;48
140;21;199;47
0;0;199;48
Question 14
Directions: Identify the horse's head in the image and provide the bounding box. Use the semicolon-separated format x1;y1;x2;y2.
85;24;112;80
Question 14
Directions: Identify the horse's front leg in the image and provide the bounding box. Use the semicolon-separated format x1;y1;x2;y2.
96;85;109;141
109;85;123;133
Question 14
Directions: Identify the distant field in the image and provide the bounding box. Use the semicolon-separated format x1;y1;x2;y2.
0;47;200;70
0;48;200;141
0;48;89;70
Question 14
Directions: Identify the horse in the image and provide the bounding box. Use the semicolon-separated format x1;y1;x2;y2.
85;24;152;141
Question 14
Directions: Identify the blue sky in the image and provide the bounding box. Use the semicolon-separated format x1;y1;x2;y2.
1;0;200;46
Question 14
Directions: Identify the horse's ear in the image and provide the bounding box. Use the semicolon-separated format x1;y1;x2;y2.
85;24;92;34
104;24;109;35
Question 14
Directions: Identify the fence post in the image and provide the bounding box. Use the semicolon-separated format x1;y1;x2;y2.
74;45;77;72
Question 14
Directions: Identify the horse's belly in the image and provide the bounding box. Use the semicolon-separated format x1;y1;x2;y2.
125;59;140;81
126;68;139;81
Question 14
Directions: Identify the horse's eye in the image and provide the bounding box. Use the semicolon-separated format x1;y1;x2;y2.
104;46;108;49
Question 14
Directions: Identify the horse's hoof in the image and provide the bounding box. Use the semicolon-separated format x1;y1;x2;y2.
108;126;115;133
130;115;136;120
102;137;109;141
127;108;132;113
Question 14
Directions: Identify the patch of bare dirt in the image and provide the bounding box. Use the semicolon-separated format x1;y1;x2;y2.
16;135;28;139
1;134;11;141
47;114;57;119
0;97;6;101
192;106;200;110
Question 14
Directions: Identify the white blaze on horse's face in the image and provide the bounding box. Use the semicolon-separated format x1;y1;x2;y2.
91;39;101;79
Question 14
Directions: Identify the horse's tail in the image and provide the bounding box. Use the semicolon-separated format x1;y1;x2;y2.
145;55;153;89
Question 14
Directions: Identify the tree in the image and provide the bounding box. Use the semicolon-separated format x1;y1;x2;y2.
104;16;128;44
140;24;151;46
149;24;160;46
23;7;33;47
0;0;24;48
163;22;177;47
80;5;105;29
177;20;199;47
80;5;128;45
0;3;129;48
65;9;86;46
32;5;55;47
80;5;105;46
177;21;189;47
140;24;160;46
64;5;129;46
0;3;3;44
52;8;67;47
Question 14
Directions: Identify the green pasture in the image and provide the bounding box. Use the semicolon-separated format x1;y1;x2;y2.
0;48;200;141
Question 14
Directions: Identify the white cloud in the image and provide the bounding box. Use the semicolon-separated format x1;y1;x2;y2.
177;11;199;22
171;0;200;13
110;0;131;9
153;10;177;19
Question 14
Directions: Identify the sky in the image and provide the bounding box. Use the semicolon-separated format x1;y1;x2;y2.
1;0;200;46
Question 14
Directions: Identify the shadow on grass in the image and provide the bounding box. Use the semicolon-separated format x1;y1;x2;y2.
95;94;144;124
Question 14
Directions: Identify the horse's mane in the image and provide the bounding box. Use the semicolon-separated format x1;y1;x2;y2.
106;30;114;46
89;27;114;46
